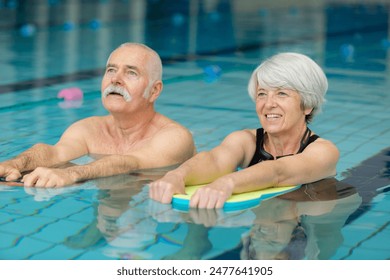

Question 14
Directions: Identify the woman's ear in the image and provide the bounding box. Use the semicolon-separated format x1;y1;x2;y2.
304;107;314;116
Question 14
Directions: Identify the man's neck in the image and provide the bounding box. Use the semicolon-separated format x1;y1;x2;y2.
110;109;158;137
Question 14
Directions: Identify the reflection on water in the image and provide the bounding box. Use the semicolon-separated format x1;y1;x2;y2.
38;173;360;260
160;178;361;260
2;146;387;260
241;178;361;260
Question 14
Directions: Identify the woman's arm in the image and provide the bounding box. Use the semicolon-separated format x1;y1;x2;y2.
149;130;256;203
189;138;339;208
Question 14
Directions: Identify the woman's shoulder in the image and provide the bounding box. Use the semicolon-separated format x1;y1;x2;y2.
306;136;340;155
226;128;257;140
312;135;336;146
220;129;258;149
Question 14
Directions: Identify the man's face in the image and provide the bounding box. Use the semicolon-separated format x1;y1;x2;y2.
101;45;152;113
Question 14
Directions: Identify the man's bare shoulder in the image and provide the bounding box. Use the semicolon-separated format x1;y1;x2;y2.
154;114;191;134
68;116;108;129
152;114;196;157
74;116;107;125
62;116;109;139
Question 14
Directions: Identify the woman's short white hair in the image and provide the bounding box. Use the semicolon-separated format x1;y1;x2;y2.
248;53;328;123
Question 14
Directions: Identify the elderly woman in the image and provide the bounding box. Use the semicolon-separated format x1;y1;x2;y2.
149;53;339;209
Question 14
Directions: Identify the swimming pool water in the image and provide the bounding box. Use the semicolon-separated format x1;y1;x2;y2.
0;0;389;260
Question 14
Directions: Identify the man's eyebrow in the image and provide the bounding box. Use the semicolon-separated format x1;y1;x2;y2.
105;64;140;71
106;63;117;68
125;65;139;71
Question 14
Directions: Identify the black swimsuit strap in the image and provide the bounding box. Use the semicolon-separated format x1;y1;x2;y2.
248;127;319;167
297;127;312;153
248;128;270;166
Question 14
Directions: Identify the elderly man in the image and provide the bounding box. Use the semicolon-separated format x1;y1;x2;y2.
0;43;195;188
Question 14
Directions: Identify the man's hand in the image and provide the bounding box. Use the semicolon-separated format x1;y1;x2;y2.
0;163;22;182
22;167;76;188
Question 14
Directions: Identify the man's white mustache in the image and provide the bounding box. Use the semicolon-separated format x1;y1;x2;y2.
102;85;132;102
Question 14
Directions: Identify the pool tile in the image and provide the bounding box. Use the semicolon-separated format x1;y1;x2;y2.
0;236;53;260
30;219;89;244
1;215;58;235
29;244;86;260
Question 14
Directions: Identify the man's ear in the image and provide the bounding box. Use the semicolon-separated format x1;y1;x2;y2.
148;81;163;102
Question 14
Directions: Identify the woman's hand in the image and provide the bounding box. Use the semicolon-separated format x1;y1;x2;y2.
149;172;186;204
189;177;234;209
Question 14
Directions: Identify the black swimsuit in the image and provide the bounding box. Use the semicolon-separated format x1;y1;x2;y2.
248;127;319;167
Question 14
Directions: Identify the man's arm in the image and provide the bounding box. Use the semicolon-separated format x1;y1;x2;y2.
22;123;195;188
0;120;89;182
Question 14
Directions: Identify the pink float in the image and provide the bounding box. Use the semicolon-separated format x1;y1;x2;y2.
57;87;83;101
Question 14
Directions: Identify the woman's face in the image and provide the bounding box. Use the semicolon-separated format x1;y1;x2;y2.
255;86;312;135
